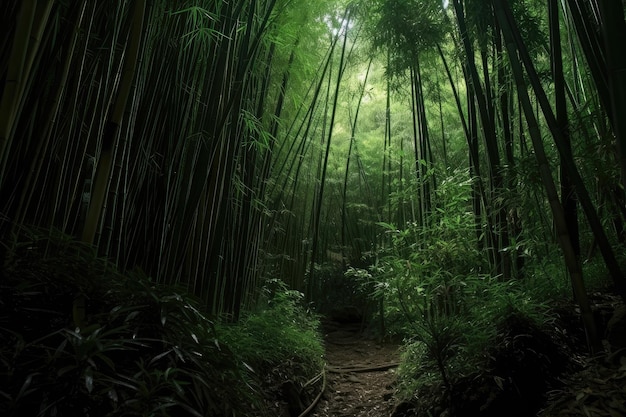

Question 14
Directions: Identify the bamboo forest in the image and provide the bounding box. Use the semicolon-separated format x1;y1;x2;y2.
2;0;626;416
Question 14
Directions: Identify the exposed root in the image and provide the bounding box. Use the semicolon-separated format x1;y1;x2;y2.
298;368;327;417
326;362;400;374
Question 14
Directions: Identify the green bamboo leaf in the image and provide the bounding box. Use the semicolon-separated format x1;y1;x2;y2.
376;221;396;230
16;373;37;400
242;361;255;373
84;366;94;393
57;365;77;377
148;349;173;366
0;390;11;401
107;388;118;404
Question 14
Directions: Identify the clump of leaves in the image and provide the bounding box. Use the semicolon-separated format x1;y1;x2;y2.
0;228;254;417
392;269;558;398
353;169;566;404
216;278;324;397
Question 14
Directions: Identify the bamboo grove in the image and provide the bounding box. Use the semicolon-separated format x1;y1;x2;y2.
2;0;626;336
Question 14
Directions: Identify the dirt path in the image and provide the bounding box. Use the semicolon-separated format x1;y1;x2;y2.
311;322;400;417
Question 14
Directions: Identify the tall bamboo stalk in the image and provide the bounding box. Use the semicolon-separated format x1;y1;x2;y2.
496;0;626;300
81;0;146;245
0;0;55;185
550;0;581;260
493;0;600;350
596;0;626;195
341;57;373;264
308;8;351;297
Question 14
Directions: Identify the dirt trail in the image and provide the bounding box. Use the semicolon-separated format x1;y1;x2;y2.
312;322;400;417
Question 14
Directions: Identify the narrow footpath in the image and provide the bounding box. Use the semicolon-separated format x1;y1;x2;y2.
311;321;400;417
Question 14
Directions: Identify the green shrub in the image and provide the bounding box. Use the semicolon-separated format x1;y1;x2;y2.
392;270;559;397
354;170;569;401
0;229;322;417
216;278;324;389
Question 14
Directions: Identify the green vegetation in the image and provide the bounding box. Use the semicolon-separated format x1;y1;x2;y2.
0;229;322;416
343;168;579;399
2;0;626;416
219;279;322;373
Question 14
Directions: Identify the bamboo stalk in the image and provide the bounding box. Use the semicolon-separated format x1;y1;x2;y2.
0;0;36;184
76;0;146;329
81;0;146;245
497;0;626;300
493;0;600;351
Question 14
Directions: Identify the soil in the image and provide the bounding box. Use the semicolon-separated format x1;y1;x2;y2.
311;321;400;417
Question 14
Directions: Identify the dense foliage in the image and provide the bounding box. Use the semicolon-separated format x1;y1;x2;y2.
2;0;626;415
0;229;322;416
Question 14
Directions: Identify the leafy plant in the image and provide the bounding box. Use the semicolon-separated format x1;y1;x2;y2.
217;278;323;390
353;172;565;402
0;228;279;416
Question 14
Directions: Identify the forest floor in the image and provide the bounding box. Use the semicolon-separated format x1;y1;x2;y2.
304;293;626;417
310;320;400;417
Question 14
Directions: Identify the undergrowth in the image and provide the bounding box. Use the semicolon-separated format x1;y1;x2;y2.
216;278;323;414
0;228;322;417
354;245;600;404
218;279;323;377
343;169;610;411
393;275;558;400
